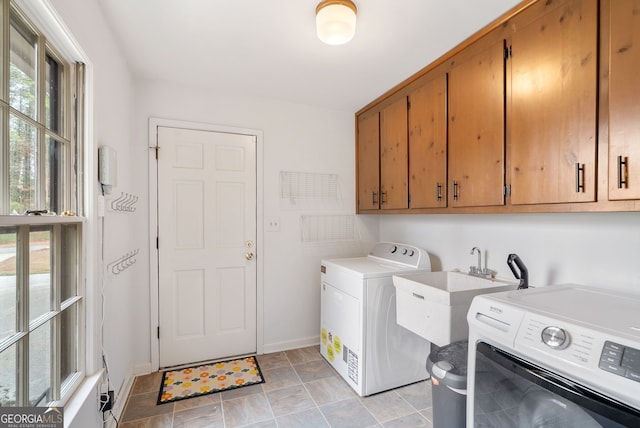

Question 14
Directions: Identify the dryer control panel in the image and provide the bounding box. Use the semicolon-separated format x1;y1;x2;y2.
368;242;430;269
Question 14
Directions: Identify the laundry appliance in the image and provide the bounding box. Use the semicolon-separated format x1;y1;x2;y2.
467;284;640;427
320;242;431;396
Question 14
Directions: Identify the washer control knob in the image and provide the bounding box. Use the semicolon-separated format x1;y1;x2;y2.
391;245;398;253
402;248;408;255
541;326;570;349
408;250;415;256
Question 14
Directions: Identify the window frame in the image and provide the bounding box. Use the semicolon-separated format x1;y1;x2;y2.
6;6;75;216
0;0;91;408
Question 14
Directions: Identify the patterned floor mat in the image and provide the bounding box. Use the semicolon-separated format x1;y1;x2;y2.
157;356;264;404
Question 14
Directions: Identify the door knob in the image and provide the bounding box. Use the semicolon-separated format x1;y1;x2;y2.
245;252;254;260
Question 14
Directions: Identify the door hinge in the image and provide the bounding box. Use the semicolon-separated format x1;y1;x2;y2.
150;146;159;159
408;194;411;204
157;326;160;339
504;45;512;60
504;184;512;196
407;99;411;109
156;237;159;249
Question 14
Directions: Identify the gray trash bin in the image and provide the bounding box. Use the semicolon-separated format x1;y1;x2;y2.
426;341;468;428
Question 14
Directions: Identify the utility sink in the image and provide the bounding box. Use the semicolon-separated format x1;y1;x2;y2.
393;271;517;346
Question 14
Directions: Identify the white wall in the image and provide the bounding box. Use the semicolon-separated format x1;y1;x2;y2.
48;0;143;425
133;82;379;361
42;0;640;425
379;212;640;292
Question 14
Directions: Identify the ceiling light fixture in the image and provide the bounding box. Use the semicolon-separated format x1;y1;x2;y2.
316;0;357;46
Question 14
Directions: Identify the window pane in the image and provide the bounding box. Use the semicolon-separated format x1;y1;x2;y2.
60;224;77;301
29;228;51;323
45;55;63;133
29;321;51;406
0;228;18;343
9;13;37;119
45;136;64;214
0;343;17;406
60;304;77;383
9;114;38;214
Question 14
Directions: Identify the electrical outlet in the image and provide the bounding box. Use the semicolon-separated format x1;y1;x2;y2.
265;216;280;232
100;390;114;413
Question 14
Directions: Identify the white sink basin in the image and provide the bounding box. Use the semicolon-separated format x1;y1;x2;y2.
395;270;517;305
393;270;517;346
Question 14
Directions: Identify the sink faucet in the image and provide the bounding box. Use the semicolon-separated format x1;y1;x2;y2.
469;247;495;278
470;247;482;274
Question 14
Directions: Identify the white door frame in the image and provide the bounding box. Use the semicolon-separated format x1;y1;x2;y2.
148;117;264;370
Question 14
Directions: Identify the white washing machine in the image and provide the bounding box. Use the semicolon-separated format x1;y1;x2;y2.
320;242;432;396
467;284;640;427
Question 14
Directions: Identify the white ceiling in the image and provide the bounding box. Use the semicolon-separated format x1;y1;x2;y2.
97;0;521;112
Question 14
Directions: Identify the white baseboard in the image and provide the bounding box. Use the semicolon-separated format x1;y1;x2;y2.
134;362;153;376
104;373;135;428
262;335;320;354
104;414;117;428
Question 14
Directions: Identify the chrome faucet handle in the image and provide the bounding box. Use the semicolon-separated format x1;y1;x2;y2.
482;268;497;279
470;246;482;272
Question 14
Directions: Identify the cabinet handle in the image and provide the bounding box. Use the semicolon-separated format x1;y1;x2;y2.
452;181;459;200
380;191;387;204
617;156;628;189
436;182;442;201
372;191;378;205
575;163;585;193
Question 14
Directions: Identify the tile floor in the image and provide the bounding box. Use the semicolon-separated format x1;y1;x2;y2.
118;346;434;427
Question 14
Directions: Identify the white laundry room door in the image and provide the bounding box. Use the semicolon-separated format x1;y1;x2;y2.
157;126;257;368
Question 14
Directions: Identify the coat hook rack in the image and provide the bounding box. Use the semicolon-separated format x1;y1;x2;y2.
109;192;138;212
107;248;139;275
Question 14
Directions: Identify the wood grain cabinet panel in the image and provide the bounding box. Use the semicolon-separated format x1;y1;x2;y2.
356;112;380;210
355;0;640;214
509;0;598;205
608;0;640;200
408;74;448;209
448;41;506;208
380;97;409;209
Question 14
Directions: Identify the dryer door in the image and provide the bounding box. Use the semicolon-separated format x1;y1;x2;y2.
320;280;363;394
365;277;430;395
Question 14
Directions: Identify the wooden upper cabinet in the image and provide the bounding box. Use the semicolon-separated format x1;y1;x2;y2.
357;112;380;211
448;41;506;208
608;0;640;200
408;74;447;208
354;0;639;214
509;0;597;205
380;97;409;209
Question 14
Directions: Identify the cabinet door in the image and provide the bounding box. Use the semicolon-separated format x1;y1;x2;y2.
357;112;380;210
509;0;597;205
408;74;447;208
380;97;409;209
449;41;505;208
609;0;640;200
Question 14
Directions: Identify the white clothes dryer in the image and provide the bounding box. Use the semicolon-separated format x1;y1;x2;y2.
320;242;432;396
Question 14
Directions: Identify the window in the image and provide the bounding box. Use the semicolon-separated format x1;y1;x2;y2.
0;0;85;407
